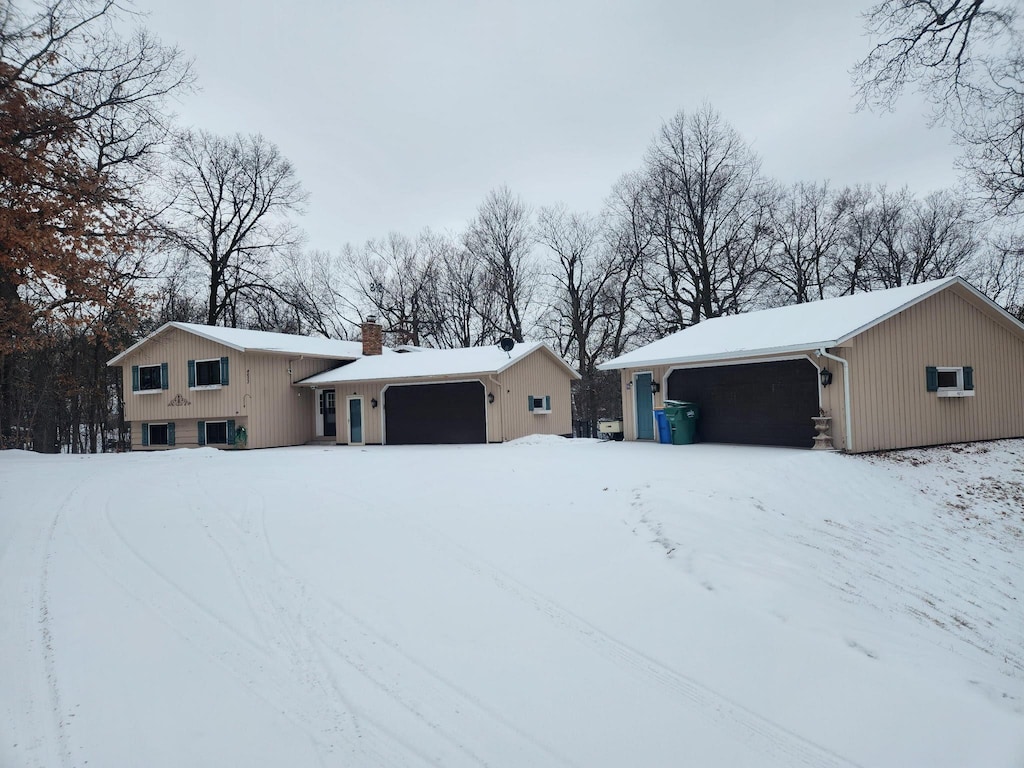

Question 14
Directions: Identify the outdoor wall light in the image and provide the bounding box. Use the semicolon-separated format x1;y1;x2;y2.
650;381;661;394
819;368;834;387
487;392;495;404
371;398;378;408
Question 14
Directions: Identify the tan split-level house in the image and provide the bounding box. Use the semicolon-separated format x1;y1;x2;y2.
106;322;373;450
108;319;580;449
297;335;580;445
598;277;1024;452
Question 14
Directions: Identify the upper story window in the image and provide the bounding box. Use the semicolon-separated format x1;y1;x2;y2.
132;363;167;393
189;357;229;389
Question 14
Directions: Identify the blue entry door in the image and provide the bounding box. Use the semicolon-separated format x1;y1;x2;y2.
635;372;655;440
348;397;364;445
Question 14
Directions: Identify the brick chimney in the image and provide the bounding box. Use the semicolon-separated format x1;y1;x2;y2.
361;315;383;356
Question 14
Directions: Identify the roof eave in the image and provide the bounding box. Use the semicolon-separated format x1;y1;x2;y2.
597;341;839;370
106;322;180;366
296;369;500;387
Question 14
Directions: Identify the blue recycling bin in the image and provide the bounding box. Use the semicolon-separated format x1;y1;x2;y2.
655;409;672;444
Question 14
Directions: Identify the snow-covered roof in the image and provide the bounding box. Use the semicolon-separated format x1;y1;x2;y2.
108;322;374;365
599;277;1017;370
298;341;581;385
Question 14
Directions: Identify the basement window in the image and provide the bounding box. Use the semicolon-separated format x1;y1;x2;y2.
200;420;231;445
926;366;975;398
141;422;174;446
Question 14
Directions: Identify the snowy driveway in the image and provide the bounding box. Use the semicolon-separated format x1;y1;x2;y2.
2;440;1022;767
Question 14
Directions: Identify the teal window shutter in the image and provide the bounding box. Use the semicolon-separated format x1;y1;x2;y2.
963;366;974;390
227;419;236;445
527;396;534;412
160;362;169;390
926;366;938;392
141;423;149;446
167;422;175;446
197;420;206;445
131;365;140;392
220;357;229;385
544;395;551;411
188;360;196;388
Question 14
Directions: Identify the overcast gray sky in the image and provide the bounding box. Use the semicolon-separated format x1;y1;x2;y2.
137;0;961;251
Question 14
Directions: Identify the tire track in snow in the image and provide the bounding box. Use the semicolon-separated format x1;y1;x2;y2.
64;475;424;768
236;490;581;768
37;486;79;768
192;491;447;768
334;488;862;768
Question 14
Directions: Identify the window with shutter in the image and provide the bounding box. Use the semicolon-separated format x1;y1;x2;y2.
147;424;169;445
192;358;223;388
528;395;551;414
928;366;976;398
204;421;229;444
137;364;162;391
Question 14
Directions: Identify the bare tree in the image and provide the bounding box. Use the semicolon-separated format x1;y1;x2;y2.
537;204;643;432
418;231;496;348
850;186;979;288
854;1;1024;215
464;186;537;342
340;232;438;346
637;105;772;333
604;172;653;351
764;182;851;304
161;130;307;327
281;249;357;339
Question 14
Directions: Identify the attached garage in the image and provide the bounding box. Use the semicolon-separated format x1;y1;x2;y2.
297;339;580;445
667;360;819;448
384;381;486;445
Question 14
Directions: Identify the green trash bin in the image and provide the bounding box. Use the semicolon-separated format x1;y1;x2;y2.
663;400;699;445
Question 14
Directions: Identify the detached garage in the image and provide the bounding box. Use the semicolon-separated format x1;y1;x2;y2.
598;277;1024;452
667;360;819;448
298;339;580;445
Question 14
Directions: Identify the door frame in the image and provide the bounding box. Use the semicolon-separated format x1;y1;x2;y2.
633;370;655;440
346;395;365;446
318;388;337;438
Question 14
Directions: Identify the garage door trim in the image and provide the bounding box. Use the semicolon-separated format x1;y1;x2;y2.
381;378;488;445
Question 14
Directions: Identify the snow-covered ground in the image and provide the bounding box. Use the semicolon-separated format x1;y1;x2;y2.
1;438;1022;767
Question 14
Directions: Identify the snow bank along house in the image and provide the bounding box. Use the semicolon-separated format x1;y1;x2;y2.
107;319;579;450
598;277;1024;452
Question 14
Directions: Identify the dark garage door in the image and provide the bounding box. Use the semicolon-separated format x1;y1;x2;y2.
385;381;486;445
667;360;818;448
